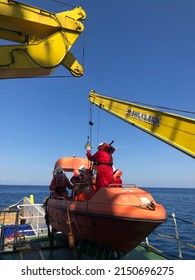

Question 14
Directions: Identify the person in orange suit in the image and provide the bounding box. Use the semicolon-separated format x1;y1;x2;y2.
70;166;89;200
50;166;72;199
86;142;114;189
71;166;88;185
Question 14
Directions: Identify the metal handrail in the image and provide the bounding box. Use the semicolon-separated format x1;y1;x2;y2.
0;202;48;252
144;212;195;260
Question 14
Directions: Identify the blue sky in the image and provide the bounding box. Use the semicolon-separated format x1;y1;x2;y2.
0;0;195;187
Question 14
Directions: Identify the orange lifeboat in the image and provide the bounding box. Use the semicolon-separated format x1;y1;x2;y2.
46;157;167;254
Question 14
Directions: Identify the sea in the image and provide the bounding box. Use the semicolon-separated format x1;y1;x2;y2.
0;185;194;260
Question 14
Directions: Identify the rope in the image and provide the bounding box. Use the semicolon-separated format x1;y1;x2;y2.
167;214;195;226
66;202;75;248
44;198;52;238
63;195;92;235
52;0;76;8
131;101;195;116
157;233;195;250
183;241;195;249
88;102;93;145
96;105;101;147
73;217;92;234
109;95;195;116
152;230;195;250
154;232;175;240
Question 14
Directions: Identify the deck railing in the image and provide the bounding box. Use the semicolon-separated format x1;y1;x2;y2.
0;199;48;252
143;212;195;260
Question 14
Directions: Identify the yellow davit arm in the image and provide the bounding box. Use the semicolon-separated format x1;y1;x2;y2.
0;0;86;78
89;90;195;159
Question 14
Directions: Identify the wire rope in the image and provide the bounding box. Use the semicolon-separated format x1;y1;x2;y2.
109;95;195;116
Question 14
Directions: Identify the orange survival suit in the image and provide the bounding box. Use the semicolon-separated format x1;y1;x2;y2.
50;168;72;199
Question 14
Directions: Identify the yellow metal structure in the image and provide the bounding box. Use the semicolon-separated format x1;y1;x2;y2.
0;0;86;78
89;90;195;159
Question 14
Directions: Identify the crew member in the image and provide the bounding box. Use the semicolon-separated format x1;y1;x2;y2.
70;165;89;200
113;169;123;187
50;166;72;199
71;165;88;185
86;142;114;189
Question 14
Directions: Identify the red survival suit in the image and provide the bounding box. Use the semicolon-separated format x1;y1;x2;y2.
86;143;114;189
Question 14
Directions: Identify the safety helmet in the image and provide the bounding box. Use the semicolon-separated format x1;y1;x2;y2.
98;142;103;149
56;166;63;173
79;165;86;172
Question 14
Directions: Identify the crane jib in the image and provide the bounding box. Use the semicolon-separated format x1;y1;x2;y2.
89;90;195;159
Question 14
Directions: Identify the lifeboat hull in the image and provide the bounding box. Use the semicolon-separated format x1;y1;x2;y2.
46;187;167;253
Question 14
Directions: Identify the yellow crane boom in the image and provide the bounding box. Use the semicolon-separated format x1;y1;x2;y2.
89;90;195;159
0;0;86;78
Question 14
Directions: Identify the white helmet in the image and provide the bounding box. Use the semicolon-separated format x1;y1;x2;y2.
56;166;63;173
98;142;103;149
79;165;86;172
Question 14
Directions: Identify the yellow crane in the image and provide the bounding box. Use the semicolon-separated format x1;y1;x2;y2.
0;0;86;78
89;90;195;159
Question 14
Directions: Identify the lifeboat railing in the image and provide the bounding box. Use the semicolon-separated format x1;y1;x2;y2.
108;184;137;188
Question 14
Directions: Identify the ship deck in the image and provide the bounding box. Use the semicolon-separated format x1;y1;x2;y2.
0;232;166;260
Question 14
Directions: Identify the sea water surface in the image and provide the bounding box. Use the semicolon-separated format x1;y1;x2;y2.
0;185;194;260
147;187;195;260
